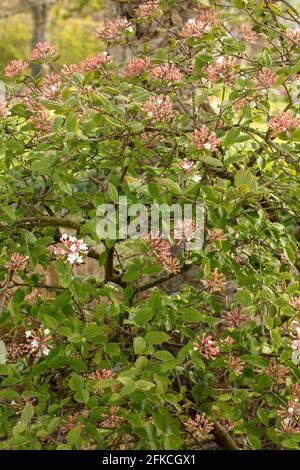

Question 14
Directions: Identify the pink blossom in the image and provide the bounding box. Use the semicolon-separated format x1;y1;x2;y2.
178;158;195;173
239;24;257;44
146;235;180;274
150;63;183;81
90;369;113;381
31;110;51;135
181;9;219;39
174;218;197;243
206;56;237;84
142;95;174;121
94;18;132;41
224;306;250;328
25;289;39;304
42;73;61;99
30;41;56;61
202;268;226;293
184;413;214;441
255;68;277;88
5;253;29;271
266;359;288;384
61;63;81;79
101;406;125;429
225;354;245;376
80;52;111;72
122;58;151;78
193;126;221;152
61;415;85;434
136;1;160;18
193;335;219;360
208;228;226;241
4;59;28;78
286;29;300;45
52;233;88;265
278;400;300;434
268;111;300;136
25;328;52;357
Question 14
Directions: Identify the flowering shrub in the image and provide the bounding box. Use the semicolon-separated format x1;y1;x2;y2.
0;0;300;451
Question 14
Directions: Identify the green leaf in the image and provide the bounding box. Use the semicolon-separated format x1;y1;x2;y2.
135;380;155;391
223;128;240;146
22;403;35;425
69;374;84;391
155;178;182;195
144;331;170;345
108;182;119;203
134;336;147;354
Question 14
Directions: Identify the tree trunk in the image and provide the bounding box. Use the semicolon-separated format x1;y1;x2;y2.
30;1;51;74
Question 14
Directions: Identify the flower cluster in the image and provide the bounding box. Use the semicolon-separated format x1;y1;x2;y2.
224;306;250;328
5;253;29;272
268;111;300;136
61;415;85;434
150;63;182;81
94;18;132;41
30;41;56;61
41;72;61;99
266;359;288;385
239;24;257;44
123;58;151;78
136;1;160;18
101;406;125;429
225;354;245;376
278;400;300;435
181;8;219;39
25;328;52;357
146;235;180;274
206;56;237;84
255;68;277;88
185;413;214;441
4;59;28;78
286;29;300;45
193;126;220;152
202;268;226;293
208;228;226;241
178;158;195;173
80;52;111;72
193;335;219;360
142;95;174;121
52;233;88;265
90;369;113;381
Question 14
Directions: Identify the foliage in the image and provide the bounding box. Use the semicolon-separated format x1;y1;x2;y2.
0;0;300;451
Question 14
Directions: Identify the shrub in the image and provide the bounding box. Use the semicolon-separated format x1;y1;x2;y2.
0;0;299;450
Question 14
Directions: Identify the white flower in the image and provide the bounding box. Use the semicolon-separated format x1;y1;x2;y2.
192;174;202;182
61;233;69;241
204;142;212;150
69;236;77;243
79;241;88;252
67;252;77;264
31;339;39;349
76;255;84;264
43;347;50;356
44;329;50;335
127;26;134;33
288;407;294;414
147;111;153;117
25;330;32;338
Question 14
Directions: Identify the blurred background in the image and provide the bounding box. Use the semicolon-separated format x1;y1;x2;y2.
0;0;105;76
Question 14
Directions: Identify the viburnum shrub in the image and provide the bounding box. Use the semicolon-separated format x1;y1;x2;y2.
0;0;300;451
